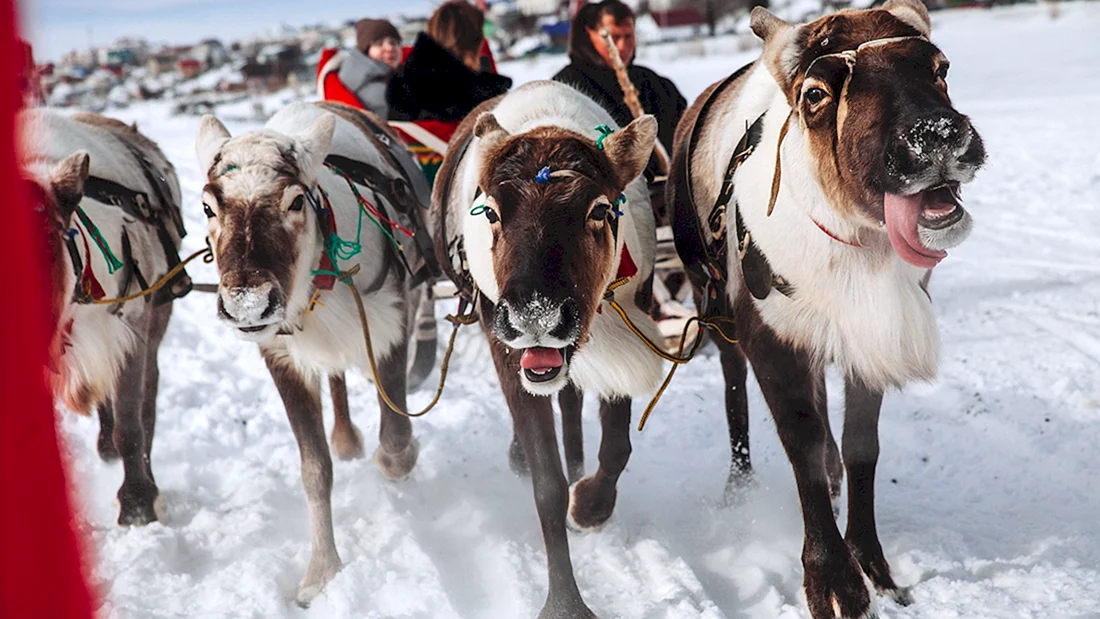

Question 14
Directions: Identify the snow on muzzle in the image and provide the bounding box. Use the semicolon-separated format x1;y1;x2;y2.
493;294;580;395
217;281;287;341
885;183;972;269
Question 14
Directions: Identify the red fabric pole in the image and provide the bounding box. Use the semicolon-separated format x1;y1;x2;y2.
0;3;96;618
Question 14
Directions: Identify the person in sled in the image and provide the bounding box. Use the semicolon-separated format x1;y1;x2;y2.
553;0;686;162
387;0;512;128
338;18;402;118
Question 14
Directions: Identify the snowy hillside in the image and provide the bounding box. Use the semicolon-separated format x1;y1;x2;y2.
59;3;1100;618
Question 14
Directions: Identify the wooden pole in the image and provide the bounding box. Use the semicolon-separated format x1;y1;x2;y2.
597;27;671;176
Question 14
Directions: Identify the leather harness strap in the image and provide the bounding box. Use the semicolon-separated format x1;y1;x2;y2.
676;62;794;302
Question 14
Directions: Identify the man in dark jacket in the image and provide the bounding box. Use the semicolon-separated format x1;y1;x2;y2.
552;0;686;157
339;18;402;118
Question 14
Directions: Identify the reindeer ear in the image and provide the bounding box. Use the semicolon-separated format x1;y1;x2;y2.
195;114;231;176
292;113;336;182
750;7;791;42
883;0;931;37
50;151;90;219
601;115;657;189
474;113;510;155
751;7;799;102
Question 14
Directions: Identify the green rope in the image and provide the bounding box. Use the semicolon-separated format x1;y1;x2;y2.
74;206;124;274
308;165;403;280
595;124;615;150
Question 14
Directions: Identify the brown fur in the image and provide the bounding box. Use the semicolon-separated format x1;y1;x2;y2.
478;126;620;342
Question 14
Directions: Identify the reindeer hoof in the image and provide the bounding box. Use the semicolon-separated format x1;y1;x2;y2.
116;483;158;526
295;553;342;608
97;433;120;462
567;476;616;531
507;437;529;477
884;585;913;607
331;423;365;461
722;468;756;507
374;438;419;481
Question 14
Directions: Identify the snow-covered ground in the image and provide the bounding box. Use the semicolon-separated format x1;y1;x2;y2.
59;3;1100;618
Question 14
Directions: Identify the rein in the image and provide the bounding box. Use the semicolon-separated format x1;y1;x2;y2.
339;263;478;418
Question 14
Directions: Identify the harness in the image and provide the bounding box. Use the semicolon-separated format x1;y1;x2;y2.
340;112;442;288
66;149;191;309
673;62;794;304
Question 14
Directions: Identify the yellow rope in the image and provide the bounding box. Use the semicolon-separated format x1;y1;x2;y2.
340;265;476;418
88;247;213;306
602;276;739;431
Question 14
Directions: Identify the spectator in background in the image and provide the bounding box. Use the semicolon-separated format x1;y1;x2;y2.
339;18;401;118
553;0;685;157
386;0;512;123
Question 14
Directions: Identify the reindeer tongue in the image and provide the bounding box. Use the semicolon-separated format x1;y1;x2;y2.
884;192;948;269
520;347;564;371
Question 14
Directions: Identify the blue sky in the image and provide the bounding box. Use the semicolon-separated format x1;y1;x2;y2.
18;0;439;62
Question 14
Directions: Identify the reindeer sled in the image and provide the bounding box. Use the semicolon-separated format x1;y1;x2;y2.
316;40;696;354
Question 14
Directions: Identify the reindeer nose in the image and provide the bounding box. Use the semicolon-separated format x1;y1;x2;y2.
885;111;983;190
218;281;284;324
493;293;580;346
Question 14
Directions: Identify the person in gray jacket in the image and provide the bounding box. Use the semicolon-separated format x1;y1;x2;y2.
339;18;402;118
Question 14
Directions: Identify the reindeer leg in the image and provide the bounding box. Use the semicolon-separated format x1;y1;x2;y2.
715;334;752;503
567;396;630;531
96;401;119;461
559;383;585;484
139;303;171;487
373;330;418;481
328;372;365;461
488;336;595;619
844;377;910;606
816;370;845;518
738;301;873;619
112;309;160;526
407;285;438;390
262;348;340;607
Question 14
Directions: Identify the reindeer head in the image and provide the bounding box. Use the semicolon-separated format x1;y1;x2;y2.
753;0;986;268
471;113;656;395
23;151;90;338
195;114;335;342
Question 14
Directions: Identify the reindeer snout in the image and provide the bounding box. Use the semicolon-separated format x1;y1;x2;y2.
885;112;986;193
217;279;285;327
493;294;580;348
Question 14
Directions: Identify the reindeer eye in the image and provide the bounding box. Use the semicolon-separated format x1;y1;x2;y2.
589;203;610;221
289;195;305;212
203;203;216;218
804;88;827;106
935;63;950;80
484;208;499;224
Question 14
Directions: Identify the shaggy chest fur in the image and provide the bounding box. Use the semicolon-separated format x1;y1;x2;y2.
721;69;940;391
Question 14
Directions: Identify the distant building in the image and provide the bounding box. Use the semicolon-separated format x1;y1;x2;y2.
178;58;203;79
191;39;229;70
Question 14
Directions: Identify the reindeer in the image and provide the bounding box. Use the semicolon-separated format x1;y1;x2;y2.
20;109;190;526
668;2;986;617
194;101;433;605
432;80;665;618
